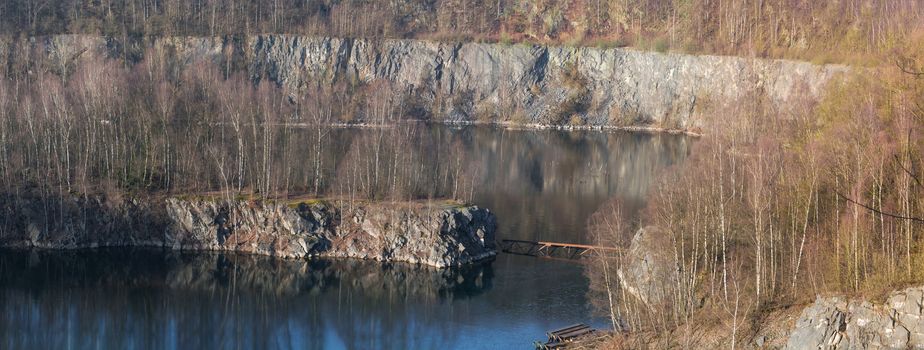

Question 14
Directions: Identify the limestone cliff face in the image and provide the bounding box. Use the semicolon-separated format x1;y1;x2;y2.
0;194;496;268
784;286;924;349
2;35;845;129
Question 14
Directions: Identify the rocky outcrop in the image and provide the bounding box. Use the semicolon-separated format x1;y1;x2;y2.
618;226;678;308
1;35;846;129
0;194;496;268
785;286;924;349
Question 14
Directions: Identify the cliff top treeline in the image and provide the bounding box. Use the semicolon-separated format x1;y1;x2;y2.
2;0;922;63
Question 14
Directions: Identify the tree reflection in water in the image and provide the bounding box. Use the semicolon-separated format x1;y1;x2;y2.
0;126;689;349
0;249;492;349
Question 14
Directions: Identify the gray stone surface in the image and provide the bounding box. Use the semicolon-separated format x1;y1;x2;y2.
618;226;678;308
786;296;848;349
1;35;847;129
784;286;924;349
0;195;496;268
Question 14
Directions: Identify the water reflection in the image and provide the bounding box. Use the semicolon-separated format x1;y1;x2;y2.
326;125;689;242
0;126;689;349
455;127;689;243
0;249;493;349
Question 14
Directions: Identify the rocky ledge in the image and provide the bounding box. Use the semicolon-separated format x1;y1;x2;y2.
785;286;924;349
0;195;497;268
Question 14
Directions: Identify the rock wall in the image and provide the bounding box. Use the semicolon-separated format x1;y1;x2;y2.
785;286;924;349
618;226;678;309
1;34;846;129
0;194;496;268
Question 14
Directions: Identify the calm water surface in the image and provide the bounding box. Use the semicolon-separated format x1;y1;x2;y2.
0;125;689;349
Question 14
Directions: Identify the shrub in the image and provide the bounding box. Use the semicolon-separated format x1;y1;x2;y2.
475;101;498;123
499;32;513;46
510;109;530;124
561;61;587;90
549;91;589;125
591;37;632;50
654;37;670;53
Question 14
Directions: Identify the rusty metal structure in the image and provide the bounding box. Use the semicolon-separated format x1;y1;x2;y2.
499;239;622;260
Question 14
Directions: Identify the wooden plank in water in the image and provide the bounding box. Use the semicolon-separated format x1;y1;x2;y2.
548;324;588;341
543;323;597;348
552;325;590;339
543;341;565;349
557;327;595;339
548;323;586;335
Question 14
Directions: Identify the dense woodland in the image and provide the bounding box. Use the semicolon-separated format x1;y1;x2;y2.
0;52;481;201
586;28;924;349
1;0;923;62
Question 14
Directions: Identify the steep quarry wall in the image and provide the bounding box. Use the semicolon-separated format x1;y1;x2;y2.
1;35;846;129
0;194;496;268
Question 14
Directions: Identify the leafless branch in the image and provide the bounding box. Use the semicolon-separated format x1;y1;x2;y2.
892;153;922;187
837;191;924;223
896;59;924;77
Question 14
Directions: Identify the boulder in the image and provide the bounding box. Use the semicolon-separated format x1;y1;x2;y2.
617;226;677;308
785;297;847;349
784;286;924;349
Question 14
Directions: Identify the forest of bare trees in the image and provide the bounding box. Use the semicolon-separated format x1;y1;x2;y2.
585;30;924;348
2;1;923;62
0;47;480;203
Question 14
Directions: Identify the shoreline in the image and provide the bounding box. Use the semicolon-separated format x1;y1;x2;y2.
0;195;498;269
255;119;704;137
0;244;499;269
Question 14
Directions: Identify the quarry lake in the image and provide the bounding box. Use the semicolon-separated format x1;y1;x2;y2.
0;125;689;349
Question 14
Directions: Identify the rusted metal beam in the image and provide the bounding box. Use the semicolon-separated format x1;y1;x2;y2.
499;239;622;260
